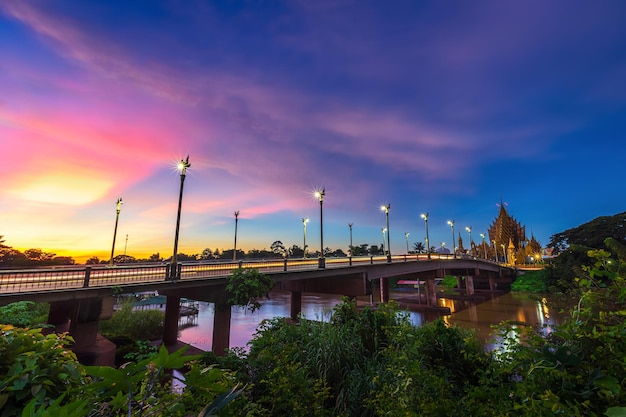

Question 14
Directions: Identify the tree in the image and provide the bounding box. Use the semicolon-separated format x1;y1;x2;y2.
270;241;285;257
413;242;426;254
148;252;162;262
547;211;626;255
288;244;304;258
113;254;137;263
200;248;214;260
226;268;275;312
24;248;55;262
86;256;100;265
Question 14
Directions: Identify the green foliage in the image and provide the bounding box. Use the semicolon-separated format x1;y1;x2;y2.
0;325;86;416
511;269;549;292
548;211;626;254
82;345;245;416
99;303;164;341
0;302;49;327
226;268;275;312
441;275;458;288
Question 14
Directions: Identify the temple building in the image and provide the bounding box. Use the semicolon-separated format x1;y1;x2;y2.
483;201;542;264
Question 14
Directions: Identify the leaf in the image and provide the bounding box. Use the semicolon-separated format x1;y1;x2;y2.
605;406;626;417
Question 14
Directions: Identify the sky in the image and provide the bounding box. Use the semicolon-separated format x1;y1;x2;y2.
1;0;625;263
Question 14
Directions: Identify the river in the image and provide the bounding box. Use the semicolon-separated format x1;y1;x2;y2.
179;289;562;352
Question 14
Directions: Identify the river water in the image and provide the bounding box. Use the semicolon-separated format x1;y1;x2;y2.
179;289;562;352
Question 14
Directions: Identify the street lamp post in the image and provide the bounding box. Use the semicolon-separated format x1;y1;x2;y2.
314;189;325;268
501;244;507;264
381;203;391;262
447;220;456;259
302;217;309;258
480;233;487;259
405;232;410;254
348;223;353;256
233;211;240;260
171;156;190;279
441;242;446;254
465;226;472;256
421;213;430;259
381;227;387;254
109;198;123;266
493;240;498;262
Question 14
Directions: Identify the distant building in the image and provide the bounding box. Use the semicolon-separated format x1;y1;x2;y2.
485;200;542;264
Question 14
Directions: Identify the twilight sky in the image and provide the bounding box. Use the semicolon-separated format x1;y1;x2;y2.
1;0;625;262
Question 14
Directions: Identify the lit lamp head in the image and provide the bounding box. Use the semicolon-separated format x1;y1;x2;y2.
303;217;309;225
380;203;391;214
314;188;325;202
421;213;428;221
447;220;454;227
466;226;472;233
176;155;191;176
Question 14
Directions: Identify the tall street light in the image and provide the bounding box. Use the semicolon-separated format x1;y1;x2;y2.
109;197;123;266
447;220;456;259
233;211;240;261
381;227;387;254
421;213;430;259
314;188;325;268
493;240;498;262
465;226;472;256
405;232;410;254
501;244;507;264
171;156;190;279
348;223;353;256
302;217;309;258
381;203;391;262
480;233;487;259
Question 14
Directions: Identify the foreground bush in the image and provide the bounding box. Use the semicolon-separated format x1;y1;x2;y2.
0;326;85;416
99;302;164;341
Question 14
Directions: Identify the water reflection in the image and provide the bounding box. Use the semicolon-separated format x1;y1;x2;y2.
447;292;561;349
179;290;562;352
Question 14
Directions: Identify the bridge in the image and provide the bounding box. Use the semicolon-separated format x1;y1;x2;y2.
0;254;516;365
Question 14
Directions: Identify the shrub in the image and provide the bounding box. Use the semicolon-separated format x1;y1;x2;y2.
99;303;164;341
0;325;85;416
0;301;49;327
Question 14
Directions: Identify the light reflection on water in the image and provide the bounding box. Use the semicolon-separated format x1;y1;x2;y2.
179;290;562;352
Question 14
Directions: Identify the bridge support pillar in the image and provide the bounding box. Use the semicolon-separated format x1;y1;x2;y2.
290;291;302;321
163;296;181;346
456;276;463;291
48;298;116;366
424;277;438;307
212;303;232;356
488;274;497;291
379;278;390;303
465;276;475;295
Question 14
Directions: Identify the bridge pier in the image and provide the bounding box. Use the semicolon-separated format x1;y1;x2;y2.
212;303;232;356
290;290;302;321
380;278;390;303
424;277;438;307
163;296;181;346
488;274;497;291
47;298;116;366
465;275;475;295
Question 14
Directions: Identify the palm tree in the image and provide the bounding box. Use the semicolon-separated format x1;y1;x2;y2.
413;242;426;254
